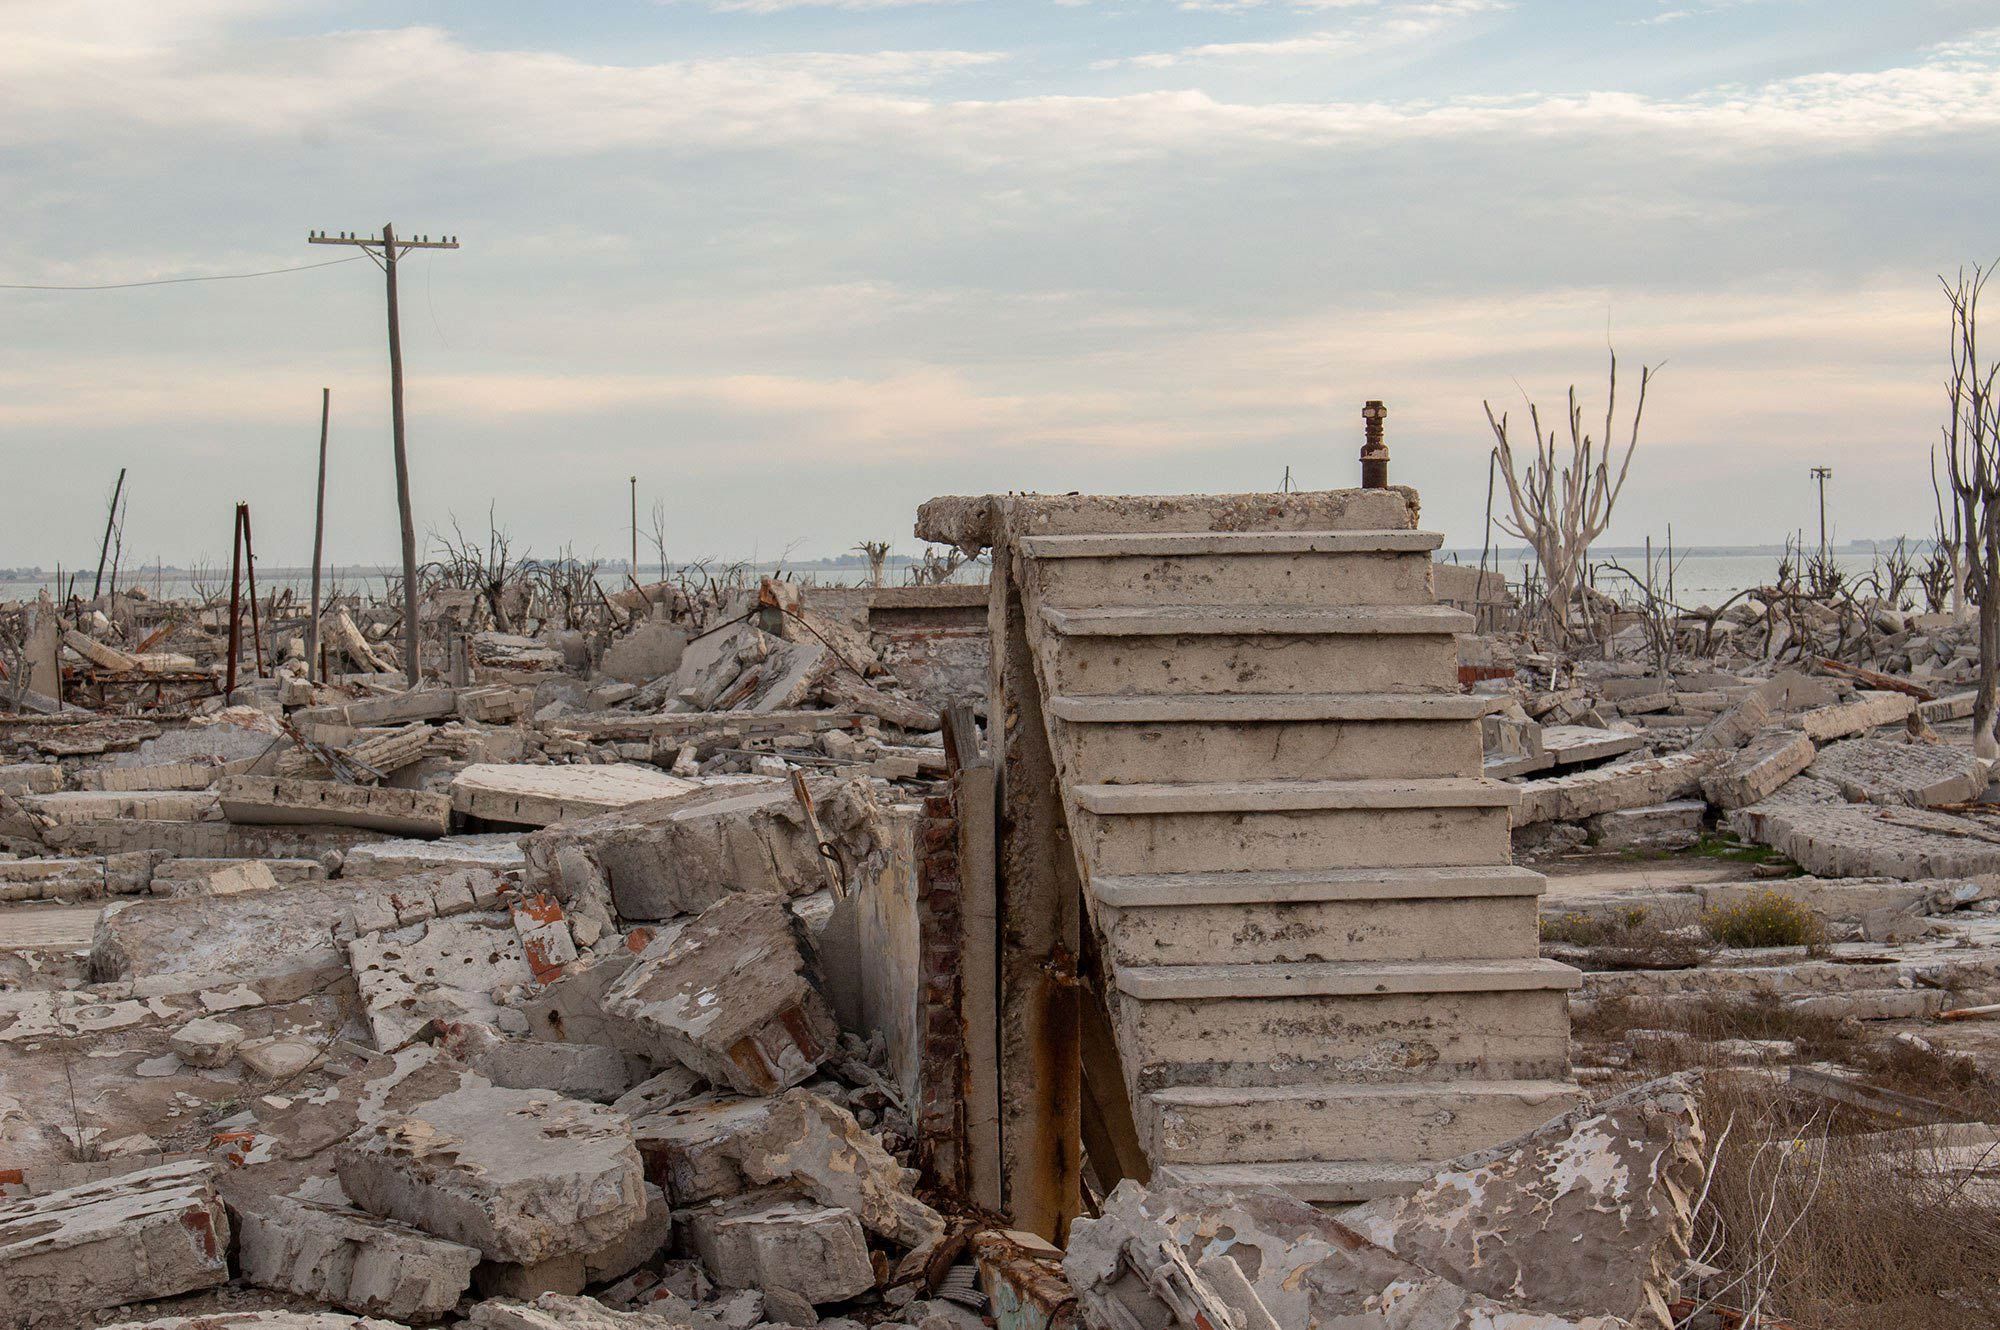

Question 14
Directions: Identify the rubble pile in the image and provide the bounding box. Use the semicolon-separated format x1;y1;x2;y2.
0;549;1911;1330
0;576;997;1329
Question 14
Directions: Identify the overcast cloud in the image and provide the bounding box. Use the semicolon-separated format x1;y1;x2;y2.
1;0;1993;569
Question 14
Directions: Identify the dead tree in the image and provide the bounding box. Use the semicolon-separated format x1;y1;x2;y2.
1940;263;2000;758
1486;351;1654;647
854;541;891;589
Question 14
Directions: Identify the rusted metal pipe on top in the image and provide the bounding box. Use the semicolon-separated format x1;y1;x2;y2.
1360;399;1389;489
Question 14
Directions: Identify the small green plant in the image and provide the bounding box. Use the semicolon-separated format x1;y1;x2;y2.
1689;832;1799;869
1701;891;1830;949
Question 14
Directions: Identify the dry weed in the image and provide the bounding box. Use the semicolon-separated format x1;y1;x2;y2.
1686;1074;2000;1329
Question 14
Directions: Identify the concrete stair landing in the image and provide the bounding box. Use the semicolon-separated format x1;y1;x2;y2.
1010;505;1582;1202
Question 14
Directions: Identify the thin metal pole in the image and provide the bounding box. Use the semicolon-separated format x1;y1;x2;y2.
308;388;331;683
242;504;266;679
93;467;127;601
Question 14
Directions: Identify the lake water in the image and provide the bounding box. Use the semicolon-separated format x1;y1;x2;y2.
4;546;1917;608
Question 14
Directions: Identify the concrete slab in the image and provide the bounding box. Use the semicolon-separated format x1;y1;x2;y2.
219;776;451;839
338;1085;648;1265
603;891;837;1096
1807;737;1988;807
0;1160;230;1324
450;763;698;828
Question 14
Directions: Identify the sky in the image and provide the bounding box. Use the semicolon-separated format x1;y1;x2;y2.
1;0;1996;571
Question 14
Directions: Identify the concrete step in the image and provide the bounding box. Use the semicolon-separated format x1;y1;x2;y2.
1139;1079;1583;1165
1111;975;1577;1090
1093;864;1545;967
1039;606;1464;697
1049;693;1489;783
1095;890;1540;967
1090;864;1547;908
1043;604;1473;637
1049;694;1492;723
1072;779;1517;875
1023;530;1441;608
1114;955;1581;1001
1073;778;1516;815
1021;531;1445;558
1153;1159;1440;1204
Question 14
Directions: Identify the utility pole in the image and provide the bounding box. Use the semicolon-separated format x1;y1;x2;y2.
93;467;127;601
307;389;331;683
308;225;460;687
630;475;639;580
1810;465;1833;562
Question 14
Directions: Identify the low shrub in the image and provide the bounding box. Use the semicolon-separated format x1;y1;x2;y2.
1701;891;1830;950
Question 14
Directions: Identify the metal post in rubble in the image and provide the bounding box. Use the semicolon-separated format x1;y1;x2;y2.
1360;400;1389;488
242;503;266;679
308;225;460;687
92;467;127;601
307;388;331;683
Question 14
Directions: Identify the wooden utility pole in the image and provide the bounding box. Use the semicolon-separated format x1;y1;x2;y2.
307;388;331;683
1811;465;1833;563
308;225;460;687
93;467;127;601
630;476;639;581
226;505;245;697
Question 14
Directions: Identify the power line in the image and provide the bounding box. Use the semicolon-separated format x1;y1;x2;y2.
0;255;365;291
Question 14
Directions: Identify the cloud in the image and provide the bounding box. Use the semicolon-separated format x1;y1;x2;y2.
674;0;972;10
7;5;1987;173
1101;0;1504;67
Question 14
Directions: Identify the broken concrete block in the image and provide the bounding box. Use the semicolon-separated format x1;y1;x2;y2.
169;1016;246;1068
1514;751;1721;825
234;1193;481;1320
1700;727;1816;810
631;1092;777;1208
1792;689;1916;742
1066;1180;1591;1330
735;1091;945;1252
1690;687;1769;751
1344;1074;1705;1327
438;1021;635;1103
219;775;452;838
1807;736;1988;807
458;685;534;724
239;1037;324;1080
451;763;698;829
1735;802;2000;879
343;833;527;877
686;1189;876;1306
0;765;61;797
611;1065;707;1119
348;912;542;1052
603;891;838;1096
521;777;892;921
602;621;690;683
199;860;280;896
338;1085;649;1265
1586;800;1704;851
465;1292;689;1329
0;1160;230;1325
474;1183;673;1300
101;1317;409;1330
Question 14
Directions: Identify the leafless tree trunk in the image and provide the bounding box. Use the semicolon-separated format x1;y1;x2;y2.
1485;350;1655;647
1941;263;2000;758
854;541;890;589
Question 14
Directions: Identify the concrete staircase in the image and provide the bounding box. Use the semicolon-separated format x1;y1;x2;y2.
1010;499;1582;1202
